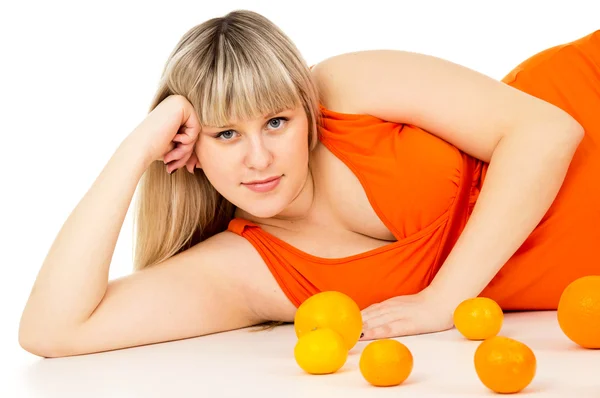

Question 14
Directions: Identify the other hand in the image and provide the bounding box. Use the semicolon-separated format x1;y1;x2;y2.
130;94;202;174
360;290;456;340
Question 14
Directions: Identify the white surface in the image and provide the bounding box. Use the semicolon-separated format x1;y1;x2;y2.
8;312;600;397
3;2;600;398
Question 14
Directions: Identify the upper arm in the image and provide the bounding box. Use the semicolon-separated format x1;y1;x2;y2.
46;231;277;357
312;50;583;163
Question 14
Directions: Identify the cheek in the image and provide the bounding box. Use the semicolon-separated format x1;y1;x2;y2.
196;139;220;167
196;144;236;183
281;128;309;163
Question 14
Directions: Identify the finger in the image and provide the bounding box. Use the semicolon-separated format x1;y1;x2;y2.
166;152;193;174
361;323;394;340
180;104;202;140
185;152;199;174
361;303;388;324
173;132;196;145
362;320;417;340
163;142;194;164
158;142;176;162
185;159;193;174
362;311;404;331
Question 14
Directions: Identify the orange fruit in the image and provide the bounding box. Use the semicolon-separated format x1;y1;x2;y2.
294;328;348;374
474;336;536;394
359;339;413;387
294;291;362;350
453;297;503;340
557;275;600;348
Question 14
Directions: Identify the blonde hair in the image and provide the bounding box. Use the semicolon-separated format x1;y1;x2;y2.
133;10;321;271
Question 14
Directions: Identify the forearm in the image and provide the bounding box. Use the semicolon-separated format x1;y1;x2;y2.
20;133;151;339
427;122;584;305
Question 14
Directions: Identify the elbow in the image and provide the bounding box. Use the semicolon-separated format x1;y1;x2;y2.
560;119;585;159
19;335;54;359
18;320;74;358
19;330;60;359
573;122;585;143
538;113;585;157
565;117;585;144
19;335;74;359
535;102;585;147
555;108;585;145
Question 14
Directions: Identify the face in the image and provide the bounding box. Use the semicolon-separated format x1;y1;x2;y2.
195;104;311;219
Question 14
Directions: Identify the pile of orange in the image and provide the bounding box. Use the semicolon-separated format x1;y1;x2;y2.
292;275;600;392
451;296;537;393
293;291;413;386
293;291;361;375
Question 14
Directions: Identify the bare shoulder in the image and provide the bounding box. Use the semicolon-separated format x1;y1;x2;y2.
310;50;403;114
207;230;295;303
174;230;297;322
310;49;459;115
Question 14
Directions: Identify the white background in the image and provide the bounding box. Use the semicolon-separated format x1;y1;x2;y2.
1;0;598;396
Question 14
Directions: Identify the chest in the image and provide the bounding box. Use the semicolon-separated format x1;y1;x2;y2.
251;127;467;259
312;142;397;242
255;143;397;260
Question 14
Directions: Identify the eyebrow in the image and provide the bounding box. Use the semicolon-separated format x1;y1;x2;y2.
214;108;288;129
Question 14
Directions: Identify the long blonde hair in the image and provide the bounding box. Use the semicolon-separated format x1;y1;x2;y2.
133;10;321;271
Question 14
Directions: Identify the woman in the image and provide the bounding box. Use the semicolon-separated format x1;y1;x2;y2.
19;10;598;358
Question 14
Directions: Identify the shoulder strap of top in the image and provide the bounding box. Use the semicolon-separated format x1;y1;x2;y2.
227;218;258;235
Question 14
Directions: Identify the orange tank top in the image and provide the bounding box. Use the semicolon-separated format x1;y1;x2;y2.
227;104;488;310
229;30;600;311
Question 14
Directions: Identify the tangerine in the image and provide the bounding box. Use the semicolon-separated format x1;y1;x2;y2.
294;291;362;350
294;328;348;375
359;339;413;387
474;336;536;394
557;275;600;348
453;297;503;340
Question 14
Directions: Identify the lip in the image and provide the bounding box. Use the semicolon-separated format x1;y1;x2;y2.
243;175;281;185
242;175;282;193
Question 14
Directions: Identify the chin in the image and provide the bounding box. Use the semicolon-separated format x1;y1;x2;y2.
233;188;292;219
245;200;288;219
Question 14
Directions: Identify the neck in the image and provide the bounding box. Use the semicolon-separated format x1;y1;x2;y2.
273;164;316;222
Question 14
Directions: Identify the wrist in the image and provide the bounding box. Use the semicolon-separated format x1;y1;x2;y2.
421;283;470;313
115;133;154;175
120;131;155;171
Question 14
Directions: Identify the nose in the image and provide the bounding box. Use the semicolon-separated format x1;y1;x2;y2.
244;135;273;170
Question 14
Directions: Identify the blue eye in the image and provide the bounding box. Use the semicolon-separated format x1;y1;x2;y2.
267;116;289;129
216;130;236;140
214;117;288;141
268;118;283;128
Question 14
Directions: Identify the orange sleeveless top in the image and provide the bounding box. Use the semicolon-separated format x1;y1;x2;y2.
228;30;600;311
228;106;486;310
